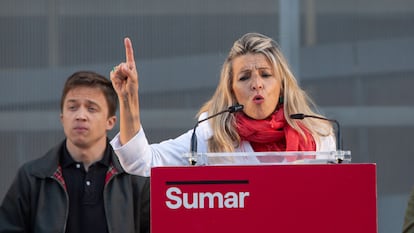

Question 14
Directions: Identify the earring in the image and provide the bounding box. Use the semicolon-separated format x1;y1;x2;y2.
278;96;284;104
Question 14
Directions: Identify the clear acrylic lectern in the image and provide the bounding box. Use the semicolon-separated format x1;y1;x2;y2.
183;150;351;166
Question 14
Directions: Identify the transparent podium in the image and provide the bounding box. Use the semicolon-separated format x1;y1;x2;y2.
183;150;352;166
150;151;377;233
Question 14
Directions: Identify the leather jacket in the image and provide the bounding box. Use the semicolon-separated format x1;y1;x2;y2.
0;140;150;233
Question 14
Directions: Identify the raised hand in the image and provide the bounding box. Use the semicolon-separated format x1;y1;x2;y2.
110;37;138;99
110;37;141;144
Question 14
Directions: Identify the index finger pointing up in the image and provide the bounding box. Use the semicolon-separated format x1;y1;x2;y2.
124;37;135;67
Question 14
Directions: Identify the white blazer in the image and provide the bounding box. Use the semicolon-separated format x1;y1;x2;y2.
110;112;336;177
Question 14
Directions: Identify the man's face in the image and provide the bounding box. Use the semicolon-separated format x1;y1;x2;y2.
60;86;116;150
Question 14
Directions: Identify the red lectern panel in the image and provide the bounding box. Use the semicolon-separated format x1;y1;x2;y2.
151;164;377;233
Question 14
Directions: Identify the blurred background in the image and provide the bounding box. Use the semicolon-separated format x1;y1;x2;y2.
1;0;413;232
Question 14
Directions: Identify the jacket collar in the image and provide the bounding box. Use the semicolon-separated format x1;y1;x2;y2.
30;139;126;179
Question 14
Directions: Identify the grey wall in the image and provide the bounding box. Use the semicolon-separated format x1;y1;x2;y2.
1;0;414;232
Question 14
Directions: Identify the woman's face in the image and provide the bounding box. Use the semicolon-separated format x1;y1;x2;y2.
231;53;281;120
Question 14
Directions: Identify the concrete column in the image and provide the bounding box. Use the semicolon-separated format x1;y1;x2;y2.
48;0;59;67
279;0;300;79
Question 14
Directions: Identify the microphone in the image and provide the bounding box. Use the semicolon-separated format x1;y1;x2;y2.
290;113;342;151
189;104;244;165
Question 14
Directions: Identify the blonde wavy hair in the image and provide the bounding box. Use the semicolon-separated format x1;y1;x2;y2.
198;32;333;152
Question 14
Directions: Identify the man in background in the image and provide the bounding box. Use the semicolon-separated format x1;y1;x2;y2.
0;71;150;233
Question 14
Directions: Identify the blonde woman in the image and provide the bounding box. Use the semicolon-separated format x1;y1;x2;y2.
110;32;335;176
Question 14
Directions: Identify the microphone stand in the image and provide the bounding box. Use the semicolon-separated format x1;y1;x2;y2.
290;113;343;163
190;104;243;165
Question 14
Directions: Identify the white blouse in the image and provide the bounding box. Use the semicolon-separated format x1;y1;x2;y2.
110;113;336;177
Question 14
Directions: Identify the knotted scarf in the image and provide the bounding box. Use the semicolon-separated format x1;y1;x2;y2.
236;107;316;152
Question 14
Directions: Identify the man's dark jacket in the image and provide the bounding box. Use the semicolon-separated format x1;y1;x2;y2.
0;140;150;233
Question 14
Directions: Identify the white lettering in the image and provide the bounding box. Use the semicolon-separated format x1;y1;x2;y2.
224;192;238;208
199;192;224;208
165;187;250;209
165;187;182;209
183;192;198;209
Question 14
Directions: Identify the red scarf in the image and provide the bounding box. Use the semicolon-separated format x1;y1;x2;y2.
236;107;316;152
